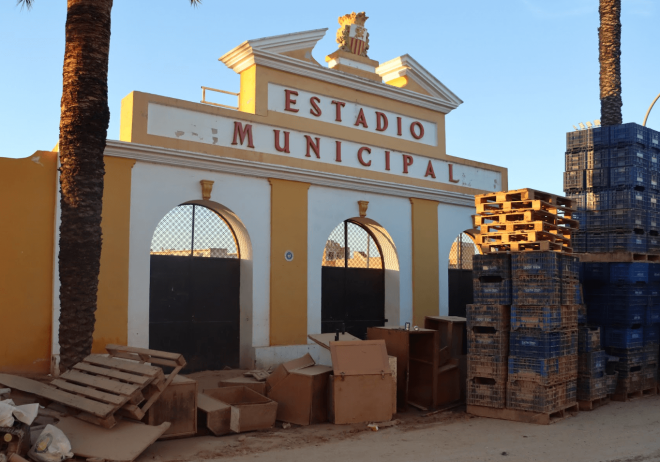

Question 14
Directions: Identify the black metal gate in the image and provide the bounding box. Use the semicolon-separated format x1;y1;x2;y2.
448;232;479;317
321;220;385;339
149;204;240;372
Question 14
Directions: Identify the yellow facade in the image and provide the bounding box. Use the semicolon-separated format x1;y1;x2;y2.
410;198;441;327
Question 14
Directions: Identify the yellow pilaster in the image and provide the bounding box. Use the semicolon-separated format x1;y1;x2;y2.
93;156;136;352
410;198;440;326
268;178;310;345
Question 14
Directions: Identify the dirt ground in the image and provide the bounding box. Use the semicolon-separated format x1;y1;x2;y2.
138;392;660;462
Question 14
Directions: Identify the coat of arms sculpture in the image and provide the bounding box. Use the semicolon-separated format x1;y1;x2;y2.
336;12;369;58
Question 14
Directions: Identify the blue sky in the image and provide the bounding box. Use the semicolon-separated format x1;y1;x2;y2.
1;0;658;195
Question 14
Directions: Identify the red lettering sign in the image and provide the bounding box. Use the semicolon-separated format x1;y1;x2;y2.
357;147;372;166
284;89;299;113
231;121;255;148
424;160;436;179
397;117;402;136
310;97;322;117
385;150;390;171
410;121;424;140
354;108;368;128
331;100;346;122
335;141;342;162
376;112;388;132
402;154;413;173
305;135;321;158
273;130;290;153
448;164;460;183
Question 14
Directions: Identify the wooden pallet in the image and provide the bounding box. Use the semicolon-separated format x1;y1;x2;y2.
479;220;575;236
467;403;578;425
476;199;576;217
475;188;575;209
474;211;580;229
575;252;660;263
481;240;571;254
477;230;571;246
611;386;657;402
578;396;609;411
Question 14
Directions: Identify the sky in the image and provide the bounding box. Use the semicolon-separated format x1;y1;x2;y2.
1;0;658;195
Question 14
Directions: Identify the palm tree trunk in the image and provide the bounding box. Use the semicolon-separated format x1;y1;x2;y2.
58;0;113;372
599;0;623;126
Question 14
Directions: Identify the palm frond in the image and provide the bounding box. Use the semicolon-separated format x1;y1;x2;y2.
16;0;34;10
190;0;201;7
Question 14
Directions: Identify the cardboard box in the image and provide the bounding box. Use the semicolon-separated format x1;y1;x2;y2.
203;386;277;433
218;376;267;395
328;340;393;424
266;354;332;425
142;375;197;439
197;392;231;436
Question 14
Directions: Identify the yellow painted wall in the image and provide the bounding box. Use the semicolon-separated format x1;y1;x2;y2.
93;156;135;353
410;198;440;326
0;152;57;373
269;178;310;345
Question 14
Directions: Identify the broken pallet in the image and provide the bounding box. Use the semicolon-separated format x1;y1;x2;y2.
467;402;578;425
475;188;574;209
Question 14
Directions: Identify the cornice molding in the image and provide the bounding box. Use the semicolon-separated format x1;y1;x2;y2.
376;54;463;107
220;28;328;60
104;140;474;207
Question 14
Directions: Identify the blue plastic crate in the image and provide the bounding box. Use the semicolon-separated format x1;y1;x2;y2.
572;232;587;253
648;235;660;253
602;326;644;349
578;326;601;353
563;170;585;191
578;304;587;324
606;304;646;326
648;212;660;233
566;130;594;150
508;355;577;385
511;252;560;279
509;329;577;359
582;262;610;284
610;166;648;189
577;376;608;401
610;232;647;253
568;192;587;211
650;171;659;191
467;304;510;331
650;129;660;150
609;263;650;284
644;343;659;363
473;254;511;279
609;285;648;306
586;210;610;229
562;281;582;305
610;145;649;168
644;325;660;344
610;189;647;210
588;232;610;252
649;192;660;211
511;305;577;331
587;148;610;169
578;350;607;375
647;306;660;325
586;303;607;325
473;278;512;305
610;209;646;231
610;123;649;147
650;265;660;283
586;190;610;211
586;168;610;189
560;254;580;280
565;151;586;171
512;278;562;305
607;347;645;376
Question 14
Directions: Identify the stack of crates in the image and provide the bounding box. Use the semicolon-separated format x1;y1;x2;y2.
564;123;660;253
466;254;511;408
577;326;608;403
506;252;579;413
582;262;660;396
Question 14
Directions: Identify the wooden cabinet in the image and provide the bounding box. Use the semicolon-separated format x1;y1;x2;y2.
425;316;467;403
367;327;439;411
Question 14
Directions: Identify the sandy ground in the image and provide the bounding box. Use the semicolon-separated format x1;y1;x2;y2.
138;393;660;462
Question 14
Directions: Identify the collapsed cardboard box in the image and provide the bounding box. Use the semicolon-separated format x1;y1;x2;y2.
328;340;393;424
142;374;197;439
202;386;277;434
266;354;332;426
218;376;267;395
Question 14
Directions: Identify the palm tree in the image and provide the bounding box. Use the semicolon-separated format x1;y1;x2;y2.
19;0;201;372
599;0;623;126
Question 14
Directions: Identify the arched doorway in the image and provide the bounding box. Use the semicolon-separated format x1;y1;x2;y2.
149;203;240;372
321;220;385;339
447;232;481;317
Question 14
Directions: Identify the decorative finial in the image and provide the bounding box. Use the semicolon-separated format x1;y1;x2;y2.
358;200;369;218
336;12;370;58
200;180;214;200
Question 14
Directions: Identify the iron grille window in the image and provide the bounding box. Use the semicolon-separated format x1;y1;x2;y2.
448;232;480;270
322;220;383;269
150;204;239;258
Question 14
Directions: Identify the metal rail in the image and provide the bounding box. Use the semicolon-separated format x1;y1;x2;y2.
201;86;239;110
643;92;660;127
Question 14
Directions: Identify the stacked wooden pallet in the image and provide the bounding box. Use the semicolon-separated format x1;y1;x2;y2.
475;188;579;254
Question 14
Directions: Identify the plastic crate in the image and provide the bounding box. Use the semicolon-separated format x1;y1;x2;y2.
468;328;509;356
644;325;660;344
610;166;647;189
508;356;578;386
609;232;647;253
607;304;646;326
560;254;580;280
507;378;577;413
588;233;609;252
511;252;560;279
512;278;562;305
578;350;607;376
610;209;646;231
607;348;644;378
572;232;587;253
650;150;659;169
647;305;660;325
609;262;650;284
609;145;648;168
467;354;507;380
644;343;659;364
466;304;510;331
509;329;577;359
586;190;610;211
473;278;512;305
586;210;610;229
566;129;594;150
578;304;587;325
577;375;608;401
568;192;587;211
582;262;610;284
609;285;648;306
650;130;660;150
642;365;658;390
587;148;610;169
649;212;660;233
467;377;506;408
565;151;586;171
563;171;585;191
648;235;660;253
562;281;582;305
578;326;601;353
650;171;659;191
615;370;643;394
610;123;648;146
473;254;512;279
586;302;607;325
649;192;660;211
587;168;609;189
650;265;660;283
510;305;578;331
610;189;646;210
602;326;644;349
